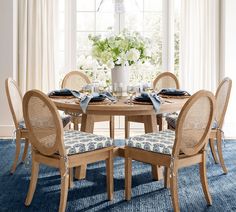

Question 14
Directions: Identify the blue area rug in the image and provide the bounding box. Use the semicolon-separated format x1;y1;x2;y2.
0;139;236;212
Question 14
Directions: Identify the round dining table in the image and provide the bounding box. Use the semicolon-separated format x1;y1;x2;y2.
52;96;188;181
52;96;187;134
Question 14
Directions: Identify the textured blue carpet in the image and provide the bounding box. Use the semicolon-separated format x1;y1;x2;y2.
0;139;236;212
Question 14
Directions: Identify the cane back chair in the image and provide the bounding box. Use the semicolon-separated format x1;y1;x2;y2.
5;78;71;173
166;77;232;174
61;70;115;138
23;90;114;212
125;71;179;138
125;90;215;212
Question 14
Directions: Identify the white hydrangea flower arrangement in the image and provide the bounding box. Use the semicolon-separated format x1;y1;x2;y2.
88;30;152;69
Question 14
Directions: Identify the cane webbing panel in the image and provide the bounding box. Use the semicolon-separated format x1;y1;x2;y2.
28;96;57;149
179;96;211;151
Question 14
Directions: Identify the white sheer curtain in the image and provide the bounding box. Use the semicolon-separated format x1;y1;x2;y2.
179;0;220;94
17;0;57;93
222;0;236;138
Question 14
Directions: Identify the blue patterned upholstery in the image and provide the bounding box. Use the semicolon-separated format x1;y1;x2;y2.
18;120;26;129
18;115;71;130
166;114;218;130
64;131;113;155
126;130;175;155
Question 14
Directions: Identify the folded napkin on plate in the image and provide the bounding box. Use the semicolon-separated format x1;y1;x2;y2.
80;92;116;113
49;89;116;113
158;88;190;96
135;92;161;113
48;88;81;98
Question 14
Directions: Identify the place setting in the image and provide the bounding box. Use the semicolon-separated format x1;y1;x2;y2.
48;84;117;113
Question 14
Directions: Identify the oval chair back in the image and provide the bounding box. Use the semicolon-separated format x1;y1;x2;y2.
153;72;180;91
174;90;215;156
61;70;91;91
215;77;232;129
23;90;66;157
5;78;24;129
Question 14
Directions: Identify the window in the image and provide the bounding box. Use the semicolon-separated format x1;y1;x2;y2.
56;0;180;86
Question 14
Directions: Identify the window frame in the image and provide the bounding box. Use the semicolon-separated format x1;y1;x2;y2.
61;0;176;73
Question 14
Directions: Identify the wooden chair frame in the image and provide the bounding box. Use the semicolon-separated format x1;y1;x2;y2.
5;78;29;174
23;90;114;212
209;77;232;174
61;70;115;138
125;71;180;138
125;90;215;212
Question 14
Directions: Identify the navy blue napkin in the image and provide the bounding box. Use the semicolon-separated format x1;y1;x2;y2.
158;88;190;96
80;92;115;113
135;92;161;113
48;89;81;98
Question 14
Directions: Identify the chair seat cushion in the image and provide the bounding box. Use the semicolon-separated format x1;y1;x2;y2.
64;131;113;155
166;114;218;130
126;130;175;155
18;115;71;130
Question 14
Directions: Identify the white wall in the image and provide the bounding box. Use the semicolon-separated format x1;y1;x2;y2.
0;0;16;136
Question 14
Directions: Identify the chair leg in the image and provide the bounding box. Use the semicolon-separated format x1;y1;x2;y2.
199;151;212;205
59;171;69;212
68;168;74;189
72;116;79;130
106;150;114;200
25;157;39;206
125;154;132;200
164;167;170;188
75;165;87;180
169;168;180;212
152;165;163;181
109;116;115;139
209;138;219;164
21;138;29;163
11;132;21;174
125;116;130;139
216;131;228;174
157;115;163;131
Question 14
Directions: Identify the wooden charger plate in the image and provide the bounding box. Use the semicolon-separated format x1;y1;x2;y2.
159;94;190;99
132;100;152;105
49;95;74;99
75;99;111;105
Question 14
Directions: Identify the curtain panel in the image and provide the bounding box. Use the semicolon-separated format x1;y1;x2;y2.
179;0;220;94
17;0;57;93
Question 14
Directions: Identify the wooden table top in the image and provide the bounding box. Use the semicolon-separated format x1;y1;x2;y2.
52;96;189;116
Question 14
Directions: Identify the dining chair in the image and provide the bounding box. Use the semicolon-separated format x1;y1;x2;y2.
125;71;179;138
61;70;115;139
23;89;114;212
5;78;29;174
125;90;215;212
5;78;71;174
166;77;232;174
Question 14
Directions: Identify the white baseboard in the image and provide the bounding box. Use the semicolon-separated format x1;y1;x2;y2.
0;125;15;137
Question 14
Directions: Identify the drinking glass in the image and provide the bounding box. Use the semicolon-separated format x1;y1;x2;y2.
127;86;136;105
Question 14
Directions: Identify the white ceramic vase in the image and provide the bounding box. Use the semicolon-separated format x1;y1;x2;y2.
111;66;130;96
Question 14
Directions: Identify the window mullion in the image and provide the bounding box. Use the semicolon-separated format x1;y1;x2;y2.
162;0;174;72
71;0;77;69
65;0;77;70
